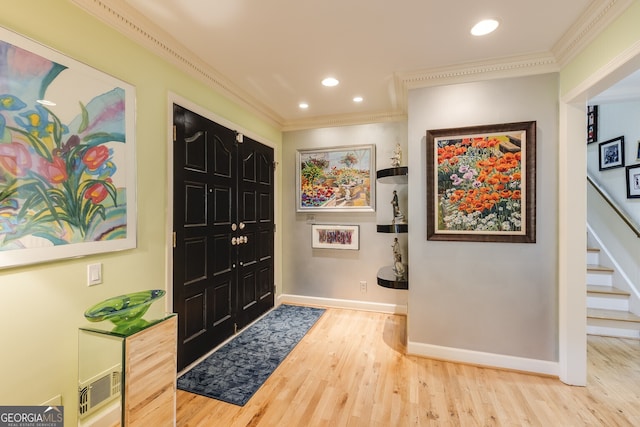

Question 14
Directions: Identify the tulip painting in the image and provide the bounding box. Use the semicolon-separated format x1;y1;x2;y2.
0;29;135;267
427;122;536;243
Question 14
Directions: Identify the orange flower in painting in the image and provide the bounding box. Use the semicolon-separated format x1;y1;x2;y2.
511;190;521;199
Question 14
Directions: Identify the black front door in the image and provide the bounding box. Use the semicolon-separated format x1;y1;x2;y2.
173;104;274;370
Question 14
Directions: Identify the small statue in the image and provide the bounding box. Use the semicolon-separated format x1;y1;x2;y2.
391;238;405;277
390;143;402;167
391;237;401;261
391;190;406;224
392;250;405;278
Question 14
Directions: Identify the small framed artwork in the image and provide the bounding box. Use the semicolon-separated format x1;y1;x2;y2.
598;136;625;171
636;140;640;160
296;145;375;212
311;224;359;250
626;164;640;198
426;121;536;243
587;105;598;144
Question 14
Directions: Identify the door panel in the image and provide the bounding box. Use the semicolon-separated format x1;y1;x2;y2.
173;104;274;370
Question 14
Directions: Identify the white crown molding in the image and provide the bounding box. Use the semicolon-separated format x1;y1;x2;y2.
70;0;283;130
552;0;633;68
282;110;407;132
70;0;633;132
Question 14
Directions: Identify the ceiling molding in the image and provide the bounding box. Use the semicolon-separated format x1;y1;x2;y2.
281;110;407;132
69;0;634;133
552;0;633;68
396;53;559;90
70;0;284;129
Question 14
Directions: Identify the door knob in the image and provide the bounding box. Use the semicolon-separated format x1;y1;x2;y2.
231;223;237;231
231;237;238;245
239;222;245;230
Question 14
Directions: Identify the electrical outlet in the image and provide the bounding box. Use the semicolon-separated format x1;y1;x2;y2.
87;263;102;286
359;280;367;293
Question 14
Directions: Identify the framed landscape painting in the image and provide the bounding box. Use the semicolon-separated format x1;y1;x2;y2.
426;121;536;243
0;27;136;268
296;145;375;212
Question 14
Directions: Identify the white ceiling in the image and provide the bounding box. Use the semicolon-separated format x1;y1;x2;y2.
74;0;633;129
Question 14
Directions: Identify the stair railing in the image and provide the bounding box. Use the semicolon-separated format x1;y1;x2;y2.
587;173;640;238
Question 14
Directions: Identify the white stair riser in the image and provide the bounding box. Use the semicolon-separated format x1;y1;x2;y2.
587;295;629;311
587;320;640;339
587;252;599;265
587;272;613;286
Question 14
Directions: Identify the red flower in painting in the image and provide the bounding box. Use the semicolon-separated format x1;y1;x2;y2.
84;178;112;204
0;142;32;176
82;145;109;171
40;155;68;183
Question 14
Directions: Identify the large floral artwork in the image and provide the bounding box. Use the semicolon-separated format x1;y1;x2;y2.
0;28;136;268
426;122;536;243
296;145;375;212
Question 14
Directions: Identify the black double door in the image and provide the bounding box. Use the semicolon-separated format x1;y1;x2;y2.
173;104;275;370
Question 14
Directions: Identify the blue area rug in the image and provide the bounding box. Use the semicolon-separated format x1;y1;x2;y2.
177;304;325;406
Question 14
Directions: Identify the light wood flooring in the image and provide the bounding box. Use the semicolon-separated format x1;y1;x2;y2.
176;307;640;426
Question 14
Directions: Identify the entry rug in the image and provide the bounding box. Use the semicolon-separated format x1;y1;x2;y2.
177;304;325;406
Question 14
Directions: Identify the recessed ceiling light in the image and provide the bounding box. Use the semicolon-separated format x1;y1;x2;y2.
299;102;309;109
471;19;499;36
321;77;339;87
353;96;363;103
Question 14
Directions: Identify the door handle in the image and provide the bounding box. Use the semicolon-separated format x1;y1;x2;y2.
231;237;238;245
239;222;246;230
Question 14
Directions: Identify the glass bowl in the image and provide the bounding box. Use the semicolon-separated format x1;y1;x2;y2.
84;289;166;327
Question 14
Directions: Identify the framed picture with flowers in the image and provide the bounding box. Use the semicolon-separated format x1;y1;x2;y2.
296;145;375;212
426;121;536;243
0;27;136;268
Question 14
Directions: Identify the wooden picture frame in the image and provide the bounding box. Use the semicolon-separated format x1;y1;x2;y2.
311;224;359;250
296;145;375;212
426;121;536;243
0;27;137;269
626;164;640;199
598;136;625;171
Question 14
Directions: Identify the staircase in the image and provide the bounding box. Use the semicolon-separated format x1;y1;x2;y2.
586;248;640;339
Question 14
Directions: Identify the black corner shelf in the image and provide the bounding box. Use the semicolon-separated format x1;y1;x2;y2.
376;266;408;290
376;166;408;184
376;223;408;233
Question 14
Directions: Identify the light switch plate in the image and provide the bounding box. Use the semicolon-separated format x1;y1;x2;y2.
87;263;102;286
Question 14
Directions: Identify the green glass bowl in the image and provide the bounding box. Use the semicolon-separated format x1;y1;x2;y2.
84;289;166;326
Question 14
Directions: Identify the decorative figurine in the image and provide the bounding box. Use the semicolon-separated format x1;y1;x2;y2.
390;143;402;167
391;237;405;277
391;190;406;224
392;237;401;260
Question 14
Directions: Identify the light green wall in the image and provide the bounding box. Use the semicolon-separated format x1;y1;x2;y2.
560;1;640;97
0;2;281;425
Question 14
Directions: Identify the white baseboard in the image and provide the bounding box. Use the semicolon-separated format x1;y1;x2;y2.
78;401;120;427
407;341;560;377
277;294;407;315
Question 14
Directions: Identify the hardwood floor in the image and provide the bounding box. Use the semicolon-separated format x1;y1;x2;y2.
176;307;640;426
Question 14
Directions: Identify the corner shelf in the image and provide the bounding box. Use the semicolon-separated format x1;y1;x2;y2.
376;166;408;184
377;223;408;233
376;166;408;290
376;266;408;289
